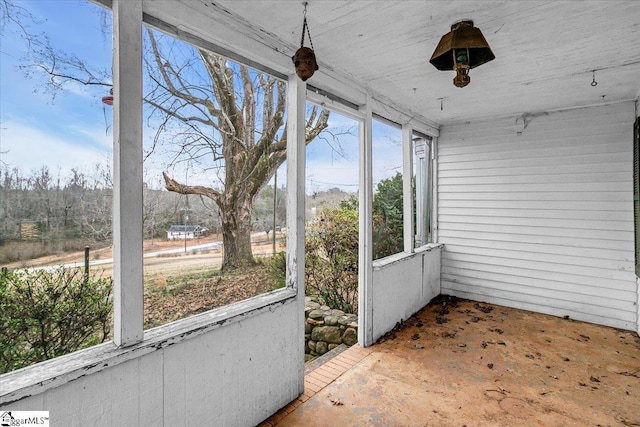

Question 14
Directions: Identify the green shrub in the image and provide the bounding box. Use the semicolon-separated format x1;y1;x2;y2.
372;172;405;259
305;205;359;313
265;251;287;291
0;267;112;374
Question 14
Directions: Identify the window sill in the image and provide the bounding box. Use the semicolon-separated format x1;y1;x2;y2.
0;287;297;405
372;243;443;270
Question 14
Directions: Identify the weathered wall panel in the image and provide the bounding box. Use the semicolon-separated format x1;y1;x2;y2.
371;246;442;342
0;300;301;427
438;102;638;330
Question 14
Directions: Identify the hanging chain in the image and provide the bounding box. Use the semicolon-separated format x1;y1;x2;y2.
299;3;314;49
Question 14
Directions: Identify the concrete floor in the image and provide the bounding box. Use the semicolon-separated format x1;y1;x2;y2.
261;297;640;427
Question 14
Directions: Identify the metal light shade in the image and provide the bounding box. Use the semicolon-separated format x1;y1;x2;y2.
430;20;495;87
292;47;319;81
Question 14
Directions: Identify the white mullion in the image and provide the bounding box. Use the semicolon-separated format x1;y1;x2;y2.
113;0;144;346
286;74;307;393
402;125;414;253
358;94;374;347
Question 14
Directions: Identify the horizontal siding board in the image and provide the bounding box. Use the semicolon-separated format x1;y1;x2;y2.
443;243;632;270
441;259;633;290
441;193;629;203
439;222;632;242
440;183;631;193
437;102;638;329
438;207;633;222
439;102;632;142
438;199;631;211
438;124;631;155
441;237;632;262
441;282;637;329
438;151;630;171
438;229;633;252
441;215;631;231
439;172;631;186
440;274;637;311
439;162;631;178
439;140;630;164
442;252;633;282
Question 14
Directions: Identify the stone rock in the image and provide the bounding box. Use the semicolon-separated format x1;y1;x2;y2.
307;318;325;326
308;340;316;352
308;309;325;320
330;309;345;317
328;343;339;351
305;322;313;334
315;341;328;355
320;305;331;311
342;327;358;346
324;315;340;326
311;326;342;344
304;354;316;363
339;315;358;326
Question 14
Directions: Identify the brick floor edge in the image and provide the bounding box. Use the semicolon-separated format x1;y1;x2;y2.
258;345;374;427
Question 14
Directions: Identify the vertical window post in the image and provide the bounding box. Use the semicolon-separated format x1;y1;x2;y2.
112;0;144;346
402;125;414;253
358;94;374;347
286;73;306;392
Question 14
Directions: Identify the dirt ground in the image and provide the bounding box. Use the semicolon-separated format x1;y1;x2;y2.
2;234;283;329
276;296;640;427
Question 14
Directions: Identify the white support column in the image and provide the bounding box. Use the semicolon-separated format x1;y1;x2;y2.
112;0;143;346
431;137;439;243
286;74;306;392
358;94;374;347
402;125;414;253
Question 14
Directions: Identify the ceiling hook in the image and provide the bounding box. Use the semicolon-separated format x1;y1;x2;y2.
302;2;308;16
591;70;598;87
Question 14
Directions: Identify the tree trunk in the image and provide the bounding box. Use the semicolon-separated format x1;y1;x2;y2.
220;196;254;271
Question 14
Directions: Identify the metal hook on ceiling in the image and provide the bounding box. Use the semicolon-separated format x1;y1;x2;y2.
591;70;598;87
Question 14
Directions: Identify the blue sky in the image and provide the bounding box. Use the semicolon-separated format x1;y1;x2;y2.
0;0;403;193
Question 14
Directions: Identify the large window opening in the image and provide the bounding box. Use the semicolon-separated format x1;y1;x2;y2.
139;26;302;329
371;118;403;260
0;0;114;373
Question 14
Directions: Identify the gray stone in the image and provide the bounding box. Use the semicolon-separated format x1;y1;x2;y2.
305;322;313;334
338;315;358;326
315;341;328;355
306;301;321;311
307;318;325;326
328;343;339;351
324;315;340;326
304;354;316;363
320;305;331;311
308;309;325;320
330;309;345;317
308;340;316;352
311;326;343;344
342;327;358;346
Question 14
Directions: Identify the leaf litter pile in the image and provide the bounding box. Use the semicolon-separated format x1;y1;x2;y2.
144;263;278;328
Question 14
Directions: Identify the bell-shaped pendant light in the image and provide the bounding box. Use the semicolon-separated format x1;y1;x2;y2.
292;2;318;81
430;20;495;88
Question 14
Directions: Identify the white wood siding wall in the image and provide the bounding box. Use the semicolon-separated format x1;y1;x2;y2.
438;102;638;331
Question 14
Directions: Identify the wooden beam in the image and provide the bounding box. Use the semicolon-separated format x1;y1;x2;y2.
358;94;374;347
286;73;307;393
112;0;144;346
402;124;414;253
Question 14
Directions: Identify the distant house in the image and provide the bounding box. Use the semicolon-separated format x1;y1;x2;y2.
167;225;209;240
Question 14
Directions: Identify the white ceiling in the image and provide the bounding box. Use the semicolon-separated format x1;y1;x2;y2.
148;0;640;126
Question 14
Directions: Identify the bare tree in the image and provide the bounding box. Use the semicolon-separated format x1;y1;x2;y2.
6;1;330;271
148;30;328;269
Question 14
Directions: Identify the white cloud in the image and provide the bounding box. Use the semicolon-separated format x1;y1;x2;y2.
0;120;112;177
